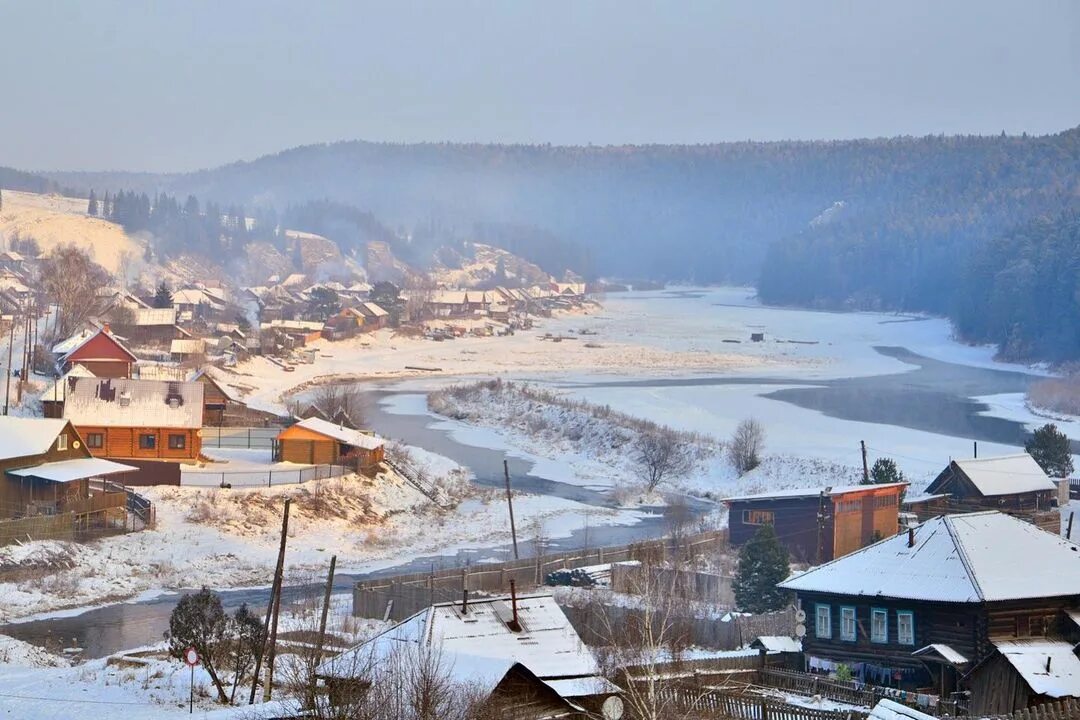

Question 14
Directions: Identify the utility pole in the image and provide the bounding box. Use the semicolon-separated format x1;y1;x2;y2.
860;440;869;483
313;555;337;667
4;308;15;415
973;441;978;459
1068;512;1074;541
504;460;519;560
249;498;290;705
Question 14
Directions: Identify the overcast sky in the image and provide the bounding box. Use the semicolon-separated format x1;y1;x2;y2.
2;0;1078;172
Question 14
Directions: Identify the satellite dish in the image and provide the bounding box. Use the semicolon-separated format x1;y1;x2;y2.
795;623;807;638
795;609;806;623
602;695;625;720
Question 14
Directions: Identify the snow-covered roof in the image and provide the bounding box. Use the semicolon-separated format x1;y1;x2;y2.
171;288;212;305
62;377;204;429
725;482;908;502
429;290;469;305
170;338;206;355
780;511;1080;603
751;636;802;653
51;327;138;362
132;308;177;326
289;417;383;450
41;364;96;401
542;677;622;698
0;417;71;460
190;367;246;403
280;273;307;287
8;457;137;483
359;301;389;317
994;639;1080;698
949;453;1056;496
320;594;601;685
262;319;324;332
869;699;936;720
912;643;969;666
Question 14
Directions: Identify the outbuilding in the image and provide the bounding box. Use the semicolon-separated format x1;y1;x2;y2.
275;417;384;473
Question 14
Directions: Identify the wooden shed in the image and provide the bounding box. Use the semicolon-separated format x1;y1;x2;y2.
276;417;384;472
61;377;204;462
725;482;908;564
925;453;1057;513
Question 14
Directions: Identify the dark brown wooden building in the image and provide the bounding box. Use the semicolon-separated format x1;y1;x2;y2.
925;453;1057;512
779;511;1080;714
725;483;907;563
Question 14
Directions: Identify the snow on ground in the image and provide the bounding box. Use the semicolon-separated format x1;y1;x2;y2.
0;444;647;624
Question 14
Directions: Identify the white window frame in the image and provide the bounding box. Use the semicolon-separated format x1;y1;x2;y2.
840;606;857;642
871;608;888;643
815;604;832;639
897;610;914;645
56;433;67;451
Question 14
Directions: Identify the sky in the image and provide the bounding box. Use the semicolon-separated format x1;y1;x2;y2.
1;0;1078;172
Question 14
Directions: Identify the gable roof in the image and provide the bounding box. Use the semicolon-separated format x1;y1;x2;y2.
41;364;96;401
62;377;204;429
52;327;138;363
131;308;177;326
319;594;600;684
935;453;1057;496
285;417;383;450
779;511;1080;603
0;417;73;461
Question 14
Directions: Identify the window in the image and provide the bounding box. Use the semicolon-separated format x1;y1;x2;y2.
168;434;186;450
897;611;915;645
56;433;67;451
86;433;104;449
840;607;857;642
871;608;888;643
815;604;832;639
138;433;157;450
742;509;775;526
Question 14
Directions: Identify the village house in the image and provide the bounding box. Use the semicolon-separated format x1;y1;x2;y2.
317;593;623;719
275;417;384;473
0;250;27;274
111;307;187;345
170;337;207;363
261;319;325;346
52;325;138;378
779;511;1080;714
188;367;255;426
61;377;204;463
725;482;908;563
0;417;136;539
922;453;1059;530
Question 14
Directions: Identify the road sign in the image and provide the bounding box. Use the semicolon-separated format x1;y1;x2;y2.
183;646;200;667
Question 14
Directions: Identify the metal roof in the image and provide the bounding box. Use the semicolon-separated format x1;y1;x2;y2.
0;418;72;460
950;453;1056;496
780;511;1080;603
8;457;137;483
869;699;936;720
725;482;908;503
286;417;384;450
62;377;204;429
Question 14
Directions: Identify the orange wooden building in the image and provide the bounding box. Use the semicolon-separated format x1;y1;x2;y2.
276;417;385;473
52;326;138;378
725;482;908;564
61;377;204;462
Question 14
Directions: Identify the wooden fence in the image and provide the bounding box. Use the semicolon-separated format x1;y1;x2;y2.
0;512;76;545
656;685;869;720
611;562;735;605
984;698;1080;720
352;529;728;622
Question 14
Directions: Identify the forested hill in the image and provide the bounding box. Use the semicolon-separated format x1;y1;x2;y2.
45;128;1079;287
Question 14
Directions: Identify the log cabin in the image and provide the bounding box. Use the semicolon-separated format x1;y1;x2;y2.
190;367;249;426
0;417;135;531
275;417;384;473
778;511;1080;713
61;377;204;462
925;453;1057;513
318;593;623;719
52;326;138;378
725;482;908;563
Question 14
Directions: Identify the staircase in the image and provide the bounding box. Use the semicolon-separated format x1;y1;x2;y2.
384;458;451;508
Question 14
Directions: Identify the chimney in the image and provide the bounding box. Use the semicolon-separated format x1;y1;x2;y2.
907;528;915;548
1047;656;1052;672
102;323;111;334
461;589;468;615
508;580;521;632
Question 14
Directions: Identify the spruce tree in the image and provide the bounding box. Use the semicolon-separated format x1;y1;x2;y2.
1025;423;1074;478
153;281;173;309
733;523;791;613
87;190;98;216
867;457;905;485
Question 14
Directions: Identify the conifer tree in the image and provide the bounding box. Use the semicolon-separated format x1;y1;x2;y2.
866;457;905;485
733;523;791;613
1026;423;1074;478
153;280;173;309
87;189;98;216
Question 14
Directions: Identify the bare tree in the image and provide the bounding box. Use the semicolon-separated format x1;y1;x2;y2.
727;418;765;475
39;244;112;339
636;428;694;492
403;273;436;324
311;384;366;428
